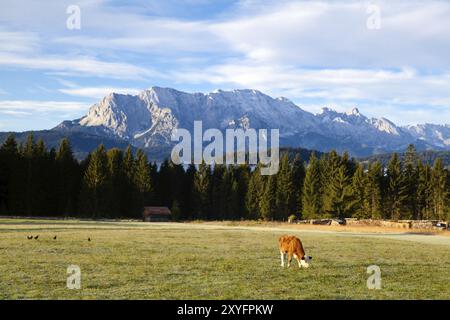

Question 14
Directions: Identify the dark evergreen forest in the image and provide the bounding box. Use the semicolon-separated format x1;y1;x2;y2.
0;134;448;221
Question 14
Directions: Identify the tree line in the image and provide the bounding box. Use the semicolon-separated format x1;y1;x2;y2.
0;134;448;221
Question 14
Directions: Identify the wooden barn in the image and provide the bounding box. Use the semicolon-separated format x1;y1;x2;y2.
142;207;171;222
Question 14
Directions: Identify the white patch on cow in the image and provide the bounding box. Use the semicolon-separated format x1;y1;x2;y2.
280;251;285;267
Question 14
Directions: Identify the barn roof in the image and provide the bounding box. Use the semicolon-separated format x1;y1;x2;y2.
143;207;171;215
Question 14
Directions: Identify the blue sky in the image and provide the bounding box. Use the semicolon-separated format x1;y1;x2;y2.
1;0;450;131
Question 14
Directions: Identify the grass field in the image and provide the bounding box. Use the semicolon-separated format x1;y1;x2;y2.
0;218;449;299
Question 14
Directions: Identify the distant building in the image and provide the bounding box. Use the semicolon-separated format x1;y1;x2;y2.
142;207;171;222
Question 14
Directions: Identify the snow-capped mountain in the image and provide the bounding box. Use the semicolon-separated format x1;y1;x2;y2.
54;87;450;157
403;124;450;148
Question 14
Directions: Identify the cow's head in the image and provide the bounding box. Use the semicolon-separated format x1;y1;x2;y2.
300;255;312;268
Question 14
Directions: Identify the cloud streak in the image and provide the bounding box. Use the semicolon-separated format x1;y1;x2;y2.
59;87;142;99
0;100;88;113
0;0;449;127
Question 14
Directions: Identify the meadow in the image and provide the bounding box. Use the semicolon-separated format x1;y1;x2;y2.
0;218;449;299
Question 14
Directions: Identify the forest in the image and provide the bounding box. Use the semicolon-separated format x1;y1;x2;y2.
0;134;448;221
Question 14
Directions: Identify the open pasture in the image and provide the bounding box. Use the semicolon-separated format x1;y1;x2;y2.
0;219;449;299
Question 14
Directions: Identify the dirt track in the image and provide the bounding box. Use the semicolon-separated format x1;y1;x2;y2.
153;222;450;246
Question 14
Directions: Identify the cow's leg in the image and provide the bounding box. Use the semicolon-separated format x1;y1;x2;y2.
280;250;285;267
294;254;302;268
287;253;292;268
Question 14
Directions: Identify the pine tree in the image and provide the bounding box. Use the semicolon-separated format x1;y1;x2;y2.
403;144;418;219
55;138;80;216
404;144;418;166
321;150;342;216
134;149;152;211
365;161;383;219
417;161;433;219
291;155;306;216
221;166;235;220
260;174;277;221
386;153;407;220
275;154;294;220
171;200;181;221
80;144;110;217
122;145;138;217
193;161;212;219
234;164;250;219
156;160;172;207
22;134;36;215
352;164;368;218
181;164;196;220
0;135;19;214
107;148;125;218
431;158;448;220
302;153;322;219
326;165;354;219
246;164;264;219
211;164;226;219
229;179;240;220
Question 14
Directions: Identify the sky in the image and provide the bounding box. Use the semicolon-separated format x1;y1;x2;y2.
0;0;450;131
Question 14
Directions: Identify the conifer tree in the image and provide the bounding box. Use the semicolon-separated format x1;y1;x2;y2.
122;145;138;217
56;138;80;215
193;161;212;219
291;155;306;216
276;154;294;220
0;135;19;214
352;164;368;218
302;153;321;219
234;164;250;219
417;161;433;219
246;164;264;219
80;144;110;217
366;161;383;219
431;158;448;220
181;164;196;220
325;165;354;219
386;153;407;219
211;164;226;219
171;200;181;221
134;149;152;212
107;148;125;218
321;150;342;216
403;144;418;219
260;174;277;221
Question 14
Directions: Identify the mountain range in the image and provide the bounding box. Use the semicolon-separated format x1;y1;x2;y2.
2;87;450;160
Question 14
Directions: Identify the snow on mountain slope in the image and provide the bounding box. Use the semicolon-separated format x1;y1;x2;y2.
56;87;317;149
403;124;450;148
53;87;450;157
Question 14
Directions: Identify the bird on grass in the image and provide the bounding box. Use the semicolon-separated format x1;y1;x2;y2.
53;236;57;240
88;237;91;242
34;235;39;240
27;235;33;240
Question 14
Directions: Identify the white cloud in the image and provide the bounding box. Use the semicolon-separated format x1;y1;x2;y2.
1;0;450;126
0;30;40;53
211;1;450;69
0;53;158;80
60;87;142;99
0;100;89;113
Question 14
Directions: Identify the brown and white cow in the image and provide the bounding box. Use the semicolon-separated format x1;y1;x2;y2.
278;235;312;268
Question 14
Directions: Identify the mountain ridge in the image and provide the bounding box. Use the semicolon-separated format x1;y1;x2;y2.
4;86;450;158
